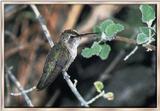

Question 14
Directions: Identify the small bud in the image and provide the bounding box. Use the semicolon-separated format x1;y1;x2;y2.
103;92;114;101
94;81;104;93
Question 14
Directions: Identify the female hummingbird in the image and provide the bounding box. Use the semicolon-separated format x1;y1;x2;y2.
36;29;97;90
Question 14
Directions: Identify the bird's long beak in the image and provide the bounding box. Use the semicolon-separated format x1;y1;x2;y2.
73;32;99;38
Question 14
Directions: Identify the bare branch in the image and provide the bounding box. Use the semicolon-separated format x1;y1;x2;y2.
115;36;155;51
62;71;89;107
10;86;36;96
5;66;34;107
30;4;54;47
124;46;138;61
80;35;155;51
87;91;105;105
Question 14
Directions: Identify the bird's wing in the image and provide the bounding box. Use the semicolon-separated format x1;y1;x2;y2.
36;43;70;90
36;44;61;90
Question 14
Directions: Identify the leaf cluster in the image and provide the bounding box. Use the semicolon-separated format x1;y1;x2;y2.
137;5;155;45
81;19;124;60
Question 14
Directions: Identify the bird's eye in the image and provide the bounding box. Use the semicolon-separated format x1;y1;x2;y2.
70;35;76;38
70;35;75;38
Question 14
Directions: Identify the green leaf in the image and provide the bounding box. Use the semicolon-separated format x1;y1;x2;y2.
81;42;102;58
81;48;93;58
93;19;114;36
91;42;102;55
136;33;149;44
99;19;114;32
105;24;117;37
94;81;104;93
105;23;124;37
139;4;155;23
139;27;150;36
99;43;111;60
93;19;124;40
116;24;125;32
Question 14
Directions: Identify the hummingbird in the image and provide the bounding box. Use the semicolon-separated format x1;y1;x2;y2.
36;29;97;90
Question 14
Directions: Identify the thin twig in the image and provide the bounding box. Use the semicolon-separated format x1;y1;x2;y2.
80;35;155;51
10;86;36;96
115;36;155;51
62;71;89;107
87;91;105;105
30;4;54;47
124;46;138;61
73;79;78;87
5;66;34;107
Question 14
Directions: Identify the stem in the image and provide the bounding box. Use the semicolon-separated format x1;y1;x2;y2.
62;71;89;107
115;36;155;51
87;91;105;105
124;46;138;61
10;86;36;96
30;4;54;47
146;21;152;45
6;66;33;107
